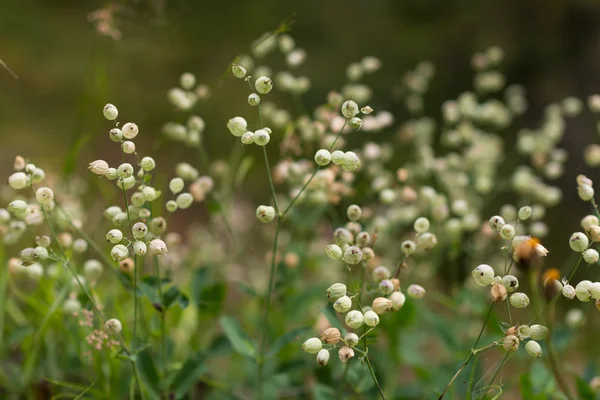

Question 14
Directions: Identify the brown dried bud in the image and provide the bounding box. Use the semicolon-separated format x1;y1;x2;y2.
372;297;393;315
503;335;519;352
320;327;341;345
119;258;134;274
505;325;518;336
14;156;25;171
391;278;401;291
338;346;355;363
491;283;507;302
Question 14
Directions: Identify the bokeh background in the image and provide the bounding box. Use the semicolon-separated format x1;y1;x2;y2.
3;0;600;398
2;0;600;256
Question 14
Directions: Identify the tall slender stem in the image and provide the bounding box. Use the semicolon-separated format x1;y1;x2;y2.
262;147;280;213
153;256;166;397
364;354;386;400
121;183;139;353
438;304;494;399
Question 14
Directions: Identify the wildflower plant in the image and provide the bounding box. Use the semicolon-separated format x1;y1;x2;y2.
4;22;600;400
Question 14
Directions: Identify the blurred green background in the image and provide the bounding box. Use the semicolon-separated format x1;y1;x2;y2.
2;0;600;266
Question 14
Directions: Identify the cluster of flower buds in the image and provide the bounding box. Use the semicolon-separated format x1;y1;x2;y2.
502;323;549;359
303;209;432;366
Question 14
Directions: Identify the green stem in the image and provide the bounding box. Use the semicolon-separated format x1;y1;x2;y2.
262;146;280;213
282;123;347;217
0;242;6;352
487;352;510;391
438;304;494;399
153;256;167;392
121;183;139;353
364;354;386;400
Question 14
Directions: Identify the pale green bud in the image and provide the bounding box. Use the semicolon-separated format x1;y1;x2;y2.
583;249;599;264
341;100;359;118
327;283;347;300
253;129;270;146
363;310;380;327
345;310;364;329
104;318;122;335
570;232;589;252
576;280;593;302
390;291;406;310
529;324;549;340
325;244;343;260
408;284;426;299
140;157;156;172
169;177;185;194
414;217;430;233
518;206;532;220
121;122;139;140
500;224;515;240
176;193;194;209
241;131;254;144
501;275;519;292
256;205;276;223
314;149;332;166
227;117;247;137
133;241;147;256
509;292;530;308
103;103;118;120
344;332;359;347
232;64;247;79
343;246;362;264
302;337;322;354
106;229;123;244
472;264;495;286
255;76;273;94
316;349;330;366
333;295;352;313
248;93;260;106
525;340;542;358
111;244;129;261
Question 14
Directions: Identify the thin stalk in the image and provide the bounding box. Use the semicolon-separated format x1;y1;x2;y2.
256;217;281;399
121;183;139;352
364;354;386;400
487;352;510;392
282;123;347;217
438;304;495;399
262;147;280;213
153;256;166;395
0;243;6;351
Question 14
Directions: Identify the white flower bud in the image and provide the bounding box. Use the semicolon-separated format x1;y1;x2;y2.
347;117;363;130
63;298;82;314
109;128;123;142
327;283;347;300
401;240;416;256
33;246;48;260
8;200;27;216
413;217;430;234
103;104;118;120
117;163;134;179
331;150;345;165
104;206;121;220
35;187;54;205
372;266;391;282
372;297;393;314
344;332;359;347
122;141;136;154
8;172;30;189
343;246;362;264
333;295;352;313
569;232;589;252
140;157;156;172
121;122;139;140
416;232;437;250
104;318;122;334
231;64;247;79
176;193;194;209
578;184;594;202
503;335;519;352
581;215;599;230
525;340;542;358
314;149;332;166
253;129;270;146
83;259;103;280
345;310;364;329
255;76;273;94
88;160;109;176
341;100;359;118
149;217;167;235
302;337;322;354
509;292;530;308
345;205;362;221
256;205;276;223
407;284;426;299
472;264;495;286
316;349;330;366
241;131;254;144
576;280;593;302
248;93;260;106
131;222;148;239
562;284;576;299
489;215;505;231
378;279;394;295
390;291;406;310
149;239;168;256
35;236;51;248
166;200;177;212
529;324;549;340
142;186;160;202
333;228;353;245
326;244;343;260
500;224;515;240
111;244;129;261
105;168;118;180
180;72;196;90
583;249;599;264
227;117;247;137
133;241;147;256
169;177;184;194
363;310;380;327
31;168;45;184
501;275;519;292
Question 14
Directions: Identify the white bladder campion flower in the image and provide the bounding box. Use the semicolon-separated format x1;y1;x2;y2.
88;160;109;176
149;239;168;256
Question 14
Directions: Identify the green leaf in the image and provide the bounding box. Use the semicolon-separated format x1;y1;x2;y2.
575;376;595;400
168;352;207;399
267;327;310;358
192;268;226;314
207;199;222;214
313;383;336;400
163;286;189;309
519;373;534;399
347;360;375;393
219;316;256;359
63;133;92;176
136;348;161;399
